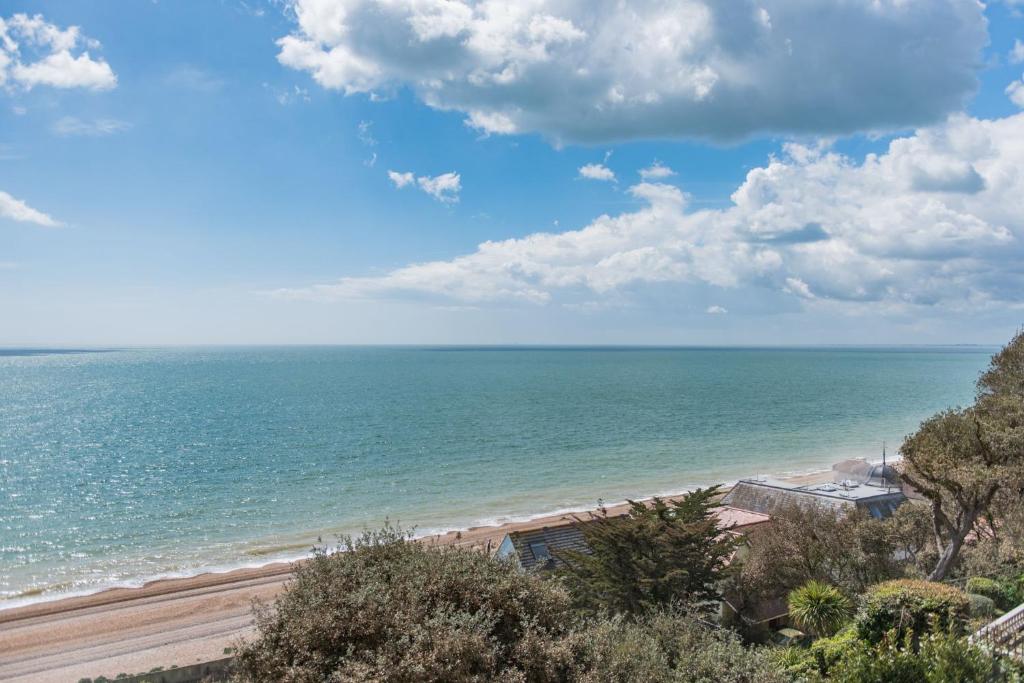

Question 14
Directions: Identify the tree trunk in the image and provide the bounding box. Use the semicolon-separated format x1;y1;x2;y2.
928;509;977;581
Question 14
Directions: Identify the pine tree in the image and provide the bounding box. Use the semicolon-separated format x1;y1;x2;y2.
557;486;736;615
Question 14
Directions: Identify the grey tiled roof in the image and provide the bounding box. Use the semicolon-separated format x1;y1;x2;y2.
501;523;592;571
722;480;906;518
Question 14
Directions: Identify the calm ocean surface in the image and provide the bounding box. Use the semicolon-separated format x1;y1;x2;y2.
0;346;992;605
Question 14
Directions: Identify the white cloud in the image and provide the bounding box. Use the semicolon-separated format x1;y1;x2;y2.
277;112;1024;313
52;116;130;136
1011;40;1024;65
0;190;61;227
1008;75;1024;109
578;163;615;182
357;120;376;146
388;170;461;202
276;0;985;143
639;162;676;180
387;170;415;188
417;172;461;203
706;305;727;314
1;13;116;91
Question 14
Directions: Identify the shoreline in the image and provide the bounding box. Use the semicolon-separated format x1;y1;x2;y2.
0;462;843;622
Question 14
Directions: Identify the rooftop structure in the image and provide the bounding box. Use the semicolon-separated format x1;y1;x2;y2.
494;506;770;572
831;457;900;488
722;474;906;519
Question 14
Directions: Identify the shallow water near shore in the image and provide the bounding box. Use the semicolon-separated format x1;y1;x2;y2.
0;346;991;606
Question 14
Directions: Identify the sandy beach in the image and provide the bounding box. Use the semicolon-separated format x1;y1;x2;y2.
0;472;830;682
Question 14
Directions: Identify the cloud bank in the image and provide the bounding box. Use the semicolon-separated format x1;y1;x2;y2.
277;112;1024;313
276;0;985;143
0;13;116;91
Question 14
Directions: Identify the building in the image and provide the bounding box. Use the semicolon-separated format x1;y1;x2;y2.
494;505;770;572
722;464;907;519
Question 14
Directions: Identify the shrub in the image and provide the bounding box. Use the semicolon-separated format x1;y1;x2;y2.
564;608;787;683
854;579;970;646
787;581;853;637
829;629;1018;683
231;526;573;682
809;626;860;677
967;593;996;619
966;576;1014;611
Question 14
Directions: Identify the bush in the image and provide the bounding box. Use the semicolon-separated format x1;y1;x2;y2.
787;581;852;637
967;593;996;619
829;629;1018;683
564;608;787;683
854;579;970;646
232;526;573;682
809;627;860;677
966;576;1014;611
232;527;786;682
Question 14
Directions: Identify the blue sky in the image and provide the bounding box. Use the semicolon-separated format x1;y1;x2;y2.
1;0;1023;345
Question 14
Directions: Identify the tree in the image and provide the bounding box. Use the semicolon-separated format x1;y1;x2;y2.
556;487;736;616
787;581;852;637
732;503;899;605
900;408;1006;580
900;331;1024;581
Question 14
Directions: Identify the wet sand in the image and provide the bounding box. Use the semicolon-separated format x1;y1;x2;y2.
0;471;829;682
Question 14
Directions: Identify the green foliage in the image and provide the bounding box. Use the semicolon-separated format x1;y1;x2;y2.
232;525;573;682
854;579;970;645
829;629;1017;683
966;576;1014;611
901;331;1024;581
787;581;852;637
730;502;903;618
967;592;996;619
563;608;786;683
232;526;781;682
809;627;860;677
557;487;735;616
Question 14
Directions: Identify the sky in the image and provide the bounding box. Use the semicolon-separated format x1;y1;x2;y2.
1;0;1024;346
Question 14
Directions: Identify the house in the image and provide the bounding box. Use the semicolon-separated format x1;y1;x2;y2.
721;472;907;519
493;505;770;572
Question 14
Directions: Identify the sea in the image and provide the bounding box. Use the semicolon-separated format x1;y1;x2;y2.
0;346;992;607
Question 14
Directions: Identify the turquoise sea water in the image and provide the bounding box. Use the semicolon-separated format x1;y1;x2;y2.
0;346;992;606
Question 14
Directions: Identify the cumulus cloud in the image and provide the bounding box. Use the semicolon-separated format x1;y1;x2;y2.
1011;40;1024;65
0;13;116;91
578;163;615;182
0;190;61;227
388;170;461;202
640;162;676;180
706;305;727;314
52;116;130;136
1008;75;1024;109
275;0;985;143
277;112;1024;313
